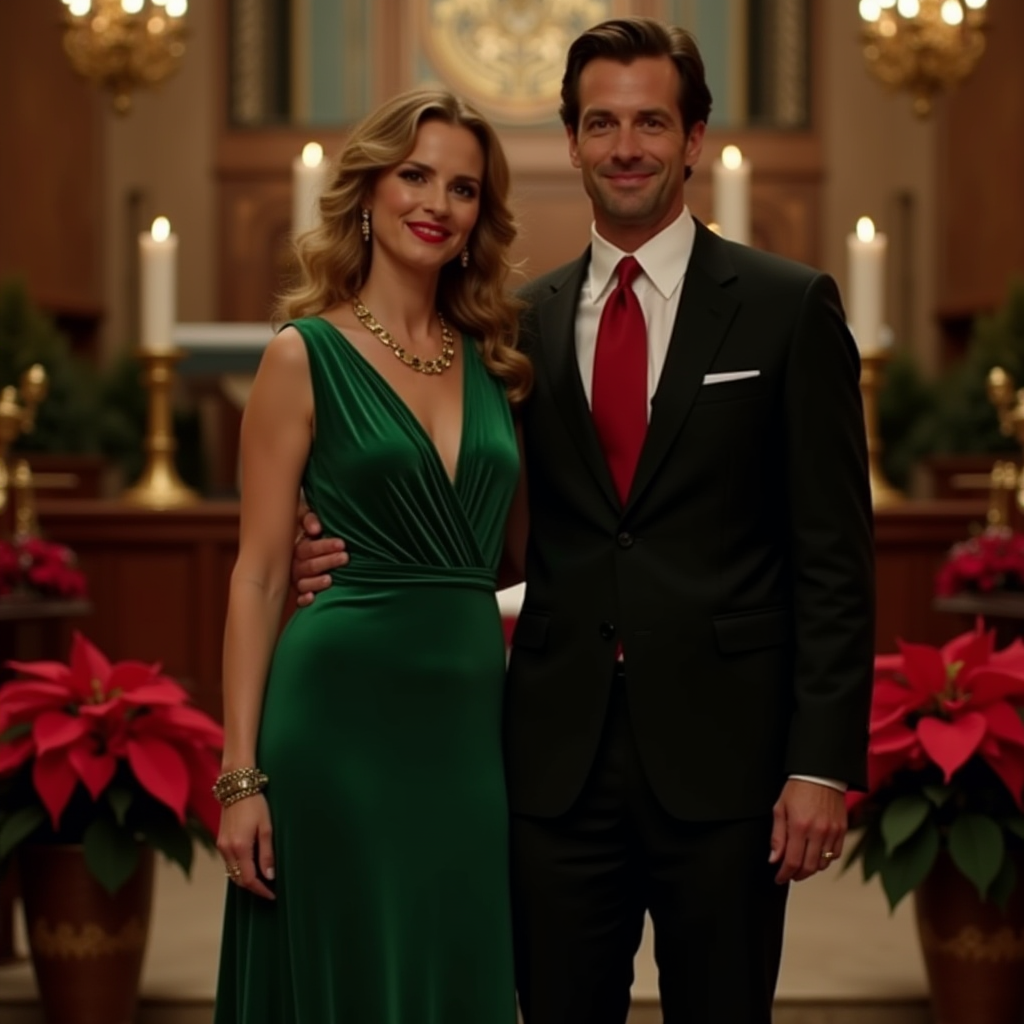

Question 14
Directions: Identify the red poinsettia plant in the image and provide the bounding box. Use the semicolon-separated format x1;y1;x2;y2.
845;622;1024;911
0;632;223;893
935;525;1024;597
0;536;87;600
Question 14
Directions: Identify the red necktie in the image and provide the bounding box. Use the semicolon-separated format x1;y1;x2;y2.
591;256;648;504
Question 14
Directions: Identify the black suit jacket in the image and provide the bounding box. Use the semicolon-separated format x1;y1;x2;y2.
505;220;875;822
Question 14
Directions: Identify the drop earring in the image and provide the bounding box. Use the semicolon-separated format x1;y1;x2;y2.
460;247;470;269
361;209;371;242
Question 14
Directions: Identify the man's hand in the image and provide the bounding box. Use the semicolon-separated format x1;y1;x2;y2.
768;779;846;884
292;511;347;607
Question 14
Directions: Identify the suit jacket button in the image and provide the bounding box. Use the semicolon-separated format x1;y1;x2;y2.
599;622;616;640
617;531;634;549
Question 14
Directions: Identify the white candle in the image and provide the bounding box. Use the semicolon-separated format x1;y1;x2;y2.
712;145;750;246
846;216;888;352
292;142;327;237
139;216;177;352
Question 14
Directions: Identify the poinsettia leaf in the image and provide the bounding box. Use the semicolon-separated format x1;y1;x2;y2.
988;852;1018;912
0;722;31;744
942;625;994;675
33;751;80;828
68;744;117;800
1002;815;1024;841
70;632;112;700
0;735;34;774
965;667;1024;706
138;811;194;877
1;662;71;683
948;814;1005;901
896;642;948;698
879;819;940;911
917;713;987;781
923;784;953;807
881;795;932;854
861;825;888;882
0;805;47;860
982;702;1024;747
126;736;189;820
83;816;140;895
106;785;134;826
33;711;89;756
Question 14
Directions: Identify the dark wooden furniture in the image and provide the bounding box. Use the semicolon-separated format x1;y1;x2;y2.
934;592;1024;648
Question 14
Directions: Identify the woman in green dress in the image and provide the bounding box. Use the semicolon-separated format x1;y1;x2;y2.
212;88;532;1024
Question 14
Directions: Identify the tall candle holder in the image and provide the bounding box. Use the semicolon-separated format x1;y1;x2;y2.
120;348;199;509
859;348;904;508
0;365;48;536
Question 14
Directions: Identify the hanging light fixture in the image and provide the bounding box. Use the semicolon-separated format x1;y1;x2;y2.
858;0;988;118
61;0;189;116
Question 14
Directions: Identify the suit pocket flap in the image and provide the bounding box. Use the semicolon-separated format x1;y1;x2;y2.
713;607;790;653
512;611;550;650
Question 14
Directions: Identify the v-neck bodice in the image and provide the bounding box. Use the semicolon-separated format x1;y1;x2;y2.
289;316;518;589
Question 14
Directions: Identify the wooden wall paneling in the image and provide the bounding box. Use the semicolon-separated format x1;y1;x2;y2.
936;0;1024;335
0;1;104;350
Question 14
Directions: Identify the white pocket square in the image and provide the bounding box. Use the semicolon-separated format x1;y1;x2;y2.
702;370;761;385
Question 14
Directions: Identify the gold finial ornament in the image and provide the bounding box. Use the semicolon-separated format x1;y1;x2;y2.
984;366;1024;525
0;366;48;532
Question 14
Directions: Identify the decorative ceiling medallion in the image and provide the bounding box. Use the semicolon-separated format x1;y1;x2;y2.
421;0;611;124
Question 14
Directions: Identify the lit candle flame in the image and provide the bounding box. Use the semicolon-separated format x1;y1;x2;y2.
151;216;171;243
721;145;743;171
856;217;876;243
302;142;324;169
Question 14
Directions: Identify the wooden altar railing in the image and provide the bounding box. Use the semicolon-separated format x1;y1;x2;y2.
32;497;991;724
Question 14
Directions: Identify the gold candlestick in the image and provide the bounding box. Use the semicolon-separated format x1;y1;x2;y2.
859;348;904;508
121;348;199;509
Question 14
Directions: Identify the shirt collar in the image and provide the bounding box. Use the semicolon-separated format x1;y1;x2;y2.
587;207;695;304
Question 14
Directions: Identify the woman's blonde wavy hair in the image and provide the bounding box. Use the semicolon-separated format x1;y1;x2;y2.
276;88;532;404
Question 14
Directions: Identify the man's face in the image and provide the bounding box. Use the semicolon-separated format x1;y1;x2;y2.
567;56;704;249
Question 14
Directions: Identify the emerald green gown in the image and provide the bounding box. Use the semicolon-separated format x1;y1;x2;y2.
214;317;519;1024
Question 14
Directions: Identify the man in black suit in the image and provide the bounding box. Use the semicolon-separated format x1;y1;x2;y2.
293;17;874;1023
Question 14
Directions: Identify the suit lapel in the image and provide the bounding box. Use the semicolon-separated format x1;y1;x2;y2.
627;222;741;511
535;252;621;512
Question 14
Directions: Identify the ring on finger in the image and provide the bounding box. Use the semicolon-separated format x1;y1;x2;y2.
225;863;242;879
820;850;836;862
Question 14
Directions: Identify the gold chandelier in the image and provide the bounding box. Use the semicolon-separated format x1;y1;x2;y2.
859;0;988;118
61;0;189;116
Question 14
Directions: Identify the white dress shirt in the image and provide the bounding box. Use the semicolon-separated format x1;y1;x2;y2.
573;209;845;796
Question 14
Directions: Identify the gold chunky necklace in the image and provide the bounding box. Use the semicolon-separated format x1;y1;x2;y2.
352;298;455;375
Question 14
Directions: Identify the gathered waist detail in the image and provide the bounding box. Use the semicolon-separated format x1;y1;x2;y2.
329;558;496;592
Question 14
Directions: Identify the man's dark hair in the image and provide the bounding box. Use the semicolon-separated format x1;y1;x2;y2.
559;16;713;137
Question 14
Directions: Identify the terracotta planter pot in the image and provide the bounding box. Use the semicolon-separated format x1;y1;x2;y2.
914;851;1024;1024
18;844;155;1024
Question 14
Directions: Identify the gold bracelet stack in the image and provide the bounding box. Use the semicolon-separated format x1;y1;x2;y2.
212;767;269;807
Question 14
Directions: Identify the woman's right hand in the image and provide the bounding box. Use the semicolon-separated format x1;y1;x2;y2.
217;795;276;900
